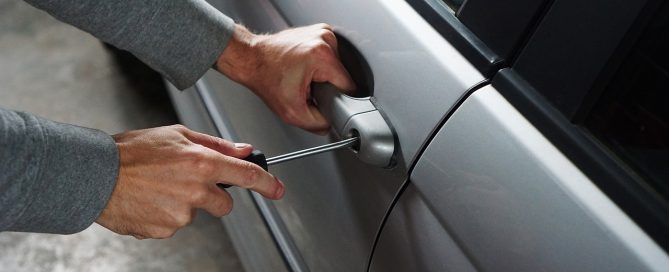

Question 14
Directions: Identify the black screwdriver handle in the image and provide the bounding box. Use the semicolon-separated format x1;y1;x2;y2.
244;149;269;171
217;149;268;189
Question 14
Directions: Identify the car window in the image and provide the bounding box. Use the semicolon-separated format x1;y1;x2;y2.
492;0;669;250
585;1;669;198
407;0;549;76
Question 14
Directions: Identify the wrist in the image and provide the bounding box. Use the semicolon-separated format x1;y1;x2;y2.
216;24;263;88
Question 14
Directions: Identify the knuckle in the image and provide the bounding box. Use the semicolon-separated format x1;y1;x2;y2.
189;152;215;176
312;42;331;55
189;187;209;205
305;41;331;57
174;137;191;148
316;23;332;29
171;124;188;132
319;29;336;40
173;212;194;227
240;164;261;188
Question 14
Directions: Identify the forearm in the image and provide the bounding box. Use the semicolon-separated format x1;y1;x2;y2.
24;0;235;89
0;108;119;234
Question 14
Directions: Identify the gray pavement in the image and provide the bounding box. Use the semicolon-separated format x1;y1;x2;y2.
0;1;243;271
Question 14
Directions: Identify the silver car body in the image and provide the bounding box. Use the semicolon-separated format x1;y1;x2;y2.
166;0;669;271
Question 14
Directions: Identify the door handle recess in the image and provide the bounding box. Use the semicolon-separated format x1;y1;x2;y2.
312;83;396;168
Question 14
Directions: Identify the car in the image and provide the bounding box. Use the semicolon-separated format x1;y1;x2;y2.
165;0;669;271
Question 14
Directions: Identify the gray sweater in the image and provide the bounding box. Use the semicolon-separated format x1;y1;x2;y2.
0;0;235;234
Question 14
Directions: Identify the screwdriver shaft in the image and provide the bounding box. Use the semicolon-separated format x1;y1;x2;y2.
266;137;359;166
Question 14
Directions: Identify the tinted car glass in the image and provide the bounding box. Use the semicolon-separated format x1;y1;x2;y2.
491;0;669;249
586;1;669;198
407;0;547;76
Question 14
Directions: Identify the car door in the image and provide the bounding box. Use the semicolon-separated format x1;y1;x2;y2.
177;0;484;271
370;0;669;271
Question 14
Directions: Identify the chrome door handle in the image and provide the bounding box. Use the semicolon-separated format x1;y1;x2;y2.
312;83;396;168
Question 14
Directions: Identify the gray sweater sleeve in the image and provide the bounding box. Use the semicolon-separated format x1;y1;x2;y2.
0;1;235;234
0;109;119;234
24;0;236;90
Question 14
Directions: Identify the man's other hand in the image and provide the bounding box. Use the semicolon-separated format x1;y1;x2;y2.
216;24;356;134
95;125;284;239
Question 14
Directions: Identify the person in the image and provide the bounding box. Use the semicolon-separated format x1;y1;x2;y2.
0;0;355;240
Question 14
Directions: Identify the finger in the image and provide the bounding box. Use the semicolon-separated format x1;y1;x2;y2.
281;85;330;133
182;129;253;158
276;105;329;134
147;227;177;239
313;57;357;93
196;185;234;217
319;29;338;54
211;155;285;200
131;234;148;240
313;23;333;31
303;103;330;135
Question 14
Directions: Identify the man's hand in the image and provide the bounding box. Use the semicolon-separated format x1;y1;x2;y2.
216;24;356;134
95;125;284;239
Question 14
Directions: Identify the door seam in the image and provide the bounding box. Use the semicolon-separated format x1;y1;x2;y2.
365;78;489;272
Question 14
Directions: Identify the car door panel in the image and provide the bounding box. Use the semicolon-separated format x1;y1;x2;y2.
200;68;405;271
165;81;289;272
167;0;669;271
195;0;484;271
200;2;405;270
371;85;668;271
268;0;484;166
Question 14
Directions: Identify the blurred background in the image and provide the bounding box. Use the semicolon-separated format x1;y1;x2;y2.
0;1;242;271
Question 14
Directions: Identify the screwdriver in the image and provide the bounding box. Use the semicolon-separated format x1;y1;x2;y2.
217;137;359;188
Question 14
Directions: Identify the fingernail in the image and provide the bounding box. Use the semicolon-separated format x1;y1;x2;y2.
274;178;285;199
235;143;251;149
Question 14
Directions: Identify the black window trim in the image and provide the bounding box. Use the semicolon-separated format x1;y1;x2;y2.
494;0;669;250
410;0;669;250
406;0;503;77
493;68;669;251
406;0;552;77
